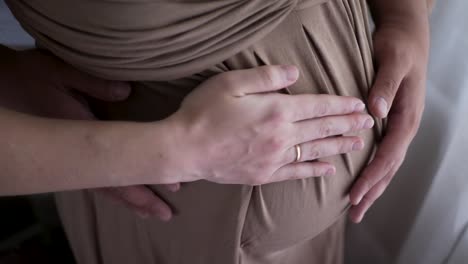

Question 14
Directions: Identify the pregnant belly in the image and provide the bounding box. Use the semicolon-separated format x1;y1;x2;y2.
240;132;376;253
233;2;380;252
89;0;381;254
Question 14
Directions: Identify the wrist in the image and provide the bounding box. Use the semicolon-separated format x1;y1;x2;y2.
371;1;430;52
370;0;429;27
105;115;201;186
158;113;204;183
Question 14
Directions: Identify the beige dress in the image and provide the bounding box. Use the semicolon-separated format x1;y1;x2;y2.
7;0;382;263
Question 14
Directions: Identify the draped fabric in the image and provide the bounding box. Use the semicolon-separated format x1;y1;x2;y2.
6;0;327;81
4;0;382;263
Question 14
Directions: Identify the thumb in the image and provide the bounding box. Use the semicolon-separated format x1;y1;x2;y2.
222;65;299;96
369;58;406;118
61;65;131;101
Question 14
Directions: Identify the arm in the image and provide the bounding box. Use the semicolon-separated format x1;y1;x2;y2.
0;46;180;196
1;47;374;197
0;107;179;195
1;45;182;220
368;0;432;26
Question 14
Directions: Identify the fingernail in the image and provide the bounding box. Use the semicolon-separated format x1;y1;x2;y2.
281;65;299;82
354;102;365;112
352;140;364;151
375;97;388;117
363;118;375;129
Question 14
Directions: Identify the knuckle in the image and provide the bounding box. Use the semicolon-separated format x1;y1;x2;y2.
360;195;374;206
377;42;409;64
314;101;331;116
340;138;353;152
308;144;321;160
217;73;236;89
266;105;288;124
351;116;363;131
349;98;363;112
380;78;400;95
359;176;373;193
265;134;288;153
214;72;241;94
257;67;277;88
318;119;333;138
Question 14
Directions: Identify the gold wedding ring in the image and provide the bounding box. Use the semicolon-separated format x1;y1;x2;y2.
294;144;302;163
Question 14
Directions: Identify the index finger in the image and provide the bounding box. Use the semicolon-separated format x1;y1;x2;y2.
220;65;299;96
286;94;365;122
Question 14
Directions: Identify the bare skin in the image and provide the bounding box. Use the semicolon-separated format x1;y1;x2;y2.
0;46;178;220
1;0;434;223
0;47;373;220
349;0;433;223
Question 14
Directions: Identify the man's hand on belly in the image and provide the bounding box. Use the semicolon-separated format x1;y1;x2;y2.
0;46;176;221
348;0;430;223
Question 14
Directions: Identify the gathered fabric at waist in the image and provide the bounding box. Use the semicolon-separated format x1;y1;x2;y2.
7;0;328;81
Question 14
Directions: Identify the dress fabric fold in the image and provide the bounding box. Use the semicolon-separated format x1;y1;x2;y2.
6;0;383;263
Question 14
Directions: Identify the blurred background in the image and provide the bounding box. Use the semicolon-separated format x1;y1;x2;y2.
1;0;467;263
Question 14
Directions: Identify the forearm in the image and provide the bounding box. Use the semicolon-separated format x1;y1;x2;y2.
0;108;179;195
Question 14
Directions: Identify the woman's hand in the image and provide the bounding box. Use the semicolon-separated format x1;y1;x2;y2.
0;48;375;206
0;46;176;221
348;1;430;223
168;66;375;185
